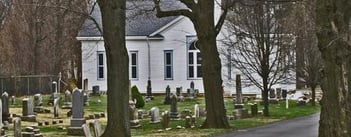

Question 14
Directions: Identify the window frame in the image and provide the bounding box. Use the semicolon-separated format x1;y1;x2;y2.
97;51;105;80
130;51;139;80
164;50;174;80
186;35;202;79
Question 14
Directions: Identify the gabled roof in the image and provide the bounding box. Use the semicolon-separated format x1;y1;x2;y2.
78;0;186;37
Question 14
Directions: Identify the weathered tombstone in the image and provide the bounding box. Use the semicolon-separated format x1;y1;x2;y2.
234;75;244;109
14;117;21;137
53;98;60;118
250;103;258;116
163;85;171;105
82;124;92;137
161;111;170;129
180;109;192;119
185;115;195;128
21;98;36;122
276;88;282;99
150;107;160;123
11;96;16;105
83;92;89;106
83;79;88;91
67;88;86;136
33;94;44;113
233;108;249;119
92;85;100;96
48;81;59;105
269;88;276;98
176;87;184;102
129;100;141;128
194;104;199;118
62;90;72;109
146;80;154;100
92;119;102;137
2;92;9;122
282;89;288;99
170;94;179;120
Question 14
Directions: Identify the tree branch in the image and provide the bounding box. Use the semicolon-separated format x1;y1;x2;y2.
153;0;194;19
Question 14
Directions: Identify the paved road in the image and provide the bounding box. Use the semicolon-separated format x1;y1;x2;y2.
216;113;320;137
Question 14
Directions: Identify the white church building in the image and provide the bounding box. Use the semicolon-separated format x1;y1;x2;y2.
77;1;295;95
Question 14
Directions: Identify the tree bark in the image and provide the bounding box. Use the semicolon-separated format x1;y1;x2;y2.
316;0;351;136
311;85;316;106
98;0;130;137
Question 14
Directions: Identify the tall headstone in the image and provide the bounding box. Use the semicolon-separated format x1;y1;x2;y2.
188;81;195;98
62;90;72;109
21;98;36;122
161;111;170;129
234;75;244;109
48;81;59;105
170;94;179;120
250;103;258;116
83;79;88;92
1;92;9;122
53;98;60;118
194;104;199;118
146;80;154;100
276;88;282;99
14;117;21;137
129;100;141;128
33;94;44;113
163;85;171;105
176;87;184;102
92;120;102;137
282;89;288;99
68;88;86;136
150;107;160;123
83;92;89;106
11;96;16;105
82;124;92;137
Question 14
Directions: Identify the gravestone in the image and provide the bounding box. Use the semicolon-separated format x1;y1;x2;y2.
21;98;36;122
92;86;100;96
67;88;86;136
176;87;184;102
185;115;195;128
269;89;276;98
163;85;171;105
129;100;141;128
161;111;170;129
11;96;16;105
150;107;160;123
53;98;60;118
233;108;249;119
234;75;244;109
276;88;282;99
187;81;196;99
170;94;179;120
83;92;89;106
282;89;288;99
250;103;258;116
48;81;59;105
62;90;72;109
194;104;199;118
33;94;44;113
14;117;21;137
180;109;191;119
83;79;88;91
82;124;92;137
146;80;154;100
92;119;102;137
1;92;9;122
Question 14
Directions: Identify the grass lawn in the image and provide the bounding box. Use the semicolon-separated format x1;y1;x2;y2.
7;94;320;137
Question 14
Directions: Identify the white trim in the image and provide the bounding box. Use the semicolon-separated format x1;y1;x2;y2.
149;16;185;36
76;36;164;41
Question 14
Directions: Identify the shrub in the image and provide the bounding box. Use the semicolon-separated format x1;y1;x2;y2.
131;85;145;108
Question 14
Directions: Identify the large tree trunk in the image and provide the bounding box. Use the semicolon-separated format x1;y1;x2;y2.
98;0;130;137
196;1;229;129
316;0;351;136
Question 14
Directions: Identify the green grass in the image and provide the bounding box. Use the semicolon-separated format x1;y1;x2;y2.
10;94;320;137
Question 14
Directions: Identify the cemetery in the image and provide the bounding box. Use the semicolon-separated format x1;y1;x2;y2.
0;82;320;137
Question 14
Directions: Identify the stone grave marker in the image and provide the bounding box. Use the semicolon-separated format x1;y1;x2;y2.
234;75;244;109
92;119;102;137
83;92;89;106
176;87;184;102
2;92;9;122
53;98;60;118
161;111;170;129
92;85;100;96
11;96;16;105
82;124;92;137
67;88;86;136
83;79;88;92
170;94;179;120
21;98;36;122
163;85;171;105
48;81;59;105
194;104;199;118
129;100;141;128
146;80;154;100
180;109;191;119
62;90;72;109
14;117;21;137
250;103;258;116
150;107;160;123
33;94;44;113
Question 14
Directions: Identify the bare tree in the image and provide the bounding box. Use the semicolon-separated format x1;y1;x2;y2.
0;0;12;31
316;0;351;136
221;1;295;116
153;0;233;128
